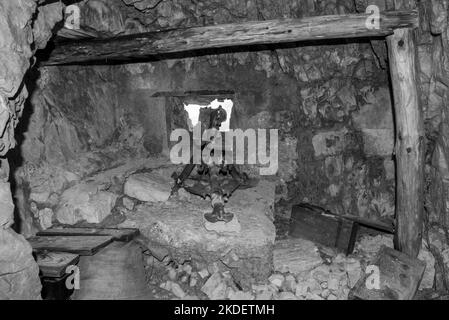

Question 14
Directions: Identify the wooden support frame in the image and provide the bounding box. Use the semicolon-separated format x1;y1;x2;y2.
386;1;424;258
43;6;425;258
44;10;418;65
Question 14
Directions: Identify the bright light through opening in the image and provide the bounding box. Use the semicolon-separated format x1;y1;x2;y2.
183;99;233;132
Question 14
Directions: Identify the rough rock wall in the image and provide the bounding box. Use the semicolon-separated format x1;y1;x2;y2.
413;0;449;291
16;0;397;230
4;0;449;296
0;0;63;299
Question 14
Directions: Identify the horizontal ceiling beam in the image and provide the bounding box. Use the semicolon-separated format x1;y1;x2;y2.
43;10;418;66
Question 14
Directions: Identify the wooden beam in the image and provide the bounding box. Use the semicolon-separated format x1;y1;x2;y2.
28;235;113;256
44;10;418;65
152;90;235;98
387;27;424;258
36;227;139;242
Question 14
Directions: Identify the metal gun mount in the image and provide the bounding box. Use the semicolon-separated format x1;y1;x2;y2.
171;105;258;224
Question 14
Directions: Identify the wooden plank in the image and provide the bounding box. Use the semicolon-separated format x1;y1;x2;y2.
338;214;394;234
290;204;354;252
36;252;80;278
296;203;395;233
386;3;424;258
43;10;419;65
350;246;426;300
152;90;234;98
28;236;113;256
37;227;139;242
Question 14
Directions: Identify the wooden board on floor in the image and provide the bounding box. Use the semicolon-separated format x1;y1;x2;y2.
290;204;353;252
37;227;139;242
349;246;426;300
29;236;113;256
36;252;80;278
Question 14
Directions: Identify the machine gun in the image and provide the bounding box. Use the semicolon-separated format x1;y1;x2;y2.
171;105;257;223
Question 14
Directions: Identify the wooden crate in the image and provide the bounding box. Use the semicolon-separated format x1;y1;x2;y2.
290;204;354;253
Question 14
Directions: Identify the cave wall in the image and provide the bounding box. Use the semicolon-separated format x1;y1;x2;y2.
2;0;449;298
0;0;63;300
16;0;397;230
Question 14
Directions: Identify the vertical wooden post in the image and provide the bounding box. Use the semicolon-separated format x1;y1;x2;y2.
387;25;424;257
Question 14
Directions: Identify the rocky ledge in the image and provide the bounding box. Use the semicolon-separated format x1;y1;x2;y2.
120;179;276;289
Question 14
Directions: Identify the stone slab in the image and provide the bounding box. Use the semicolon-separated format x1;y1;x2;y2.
120;179;276;285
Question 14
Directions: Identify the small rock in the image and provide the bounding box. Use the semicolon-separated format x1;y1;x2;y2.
355;235;394;257
282;274;297;292
306;292;324;300
295;279;321;297
274;238;323;275
345;260;362;288
321;289;330;299
180;275;188;283
418;243;435;289
30;202;39;218
229;251;239;262
160;281;171;291
198;269;209;279
189;275;198;287
162;256;172;265
168;268;177;281
169;281;186;298
47;193;60;207
122;197;135;210
56;182;118;224
276;292;298;300
228;290;255;300
30;191;50;204
268;274;285;288
145;255;155;266
256;290;273;300
252;284;269;292
207;262;220;275
124;171;172;202
327;294;338;300
0;182;14;228
177;188;191;201
328;277;340;291
201;272;227;300
311;265;330;283
38;208;53;230
294;282;309;297
183;264;193;275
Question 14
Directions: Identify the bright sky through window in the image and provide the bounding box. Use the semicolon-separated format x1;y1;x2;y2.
183;99;233;132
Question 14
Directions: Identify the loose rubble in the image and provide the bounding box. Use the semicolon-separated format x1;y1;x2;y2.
147;234;442;300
